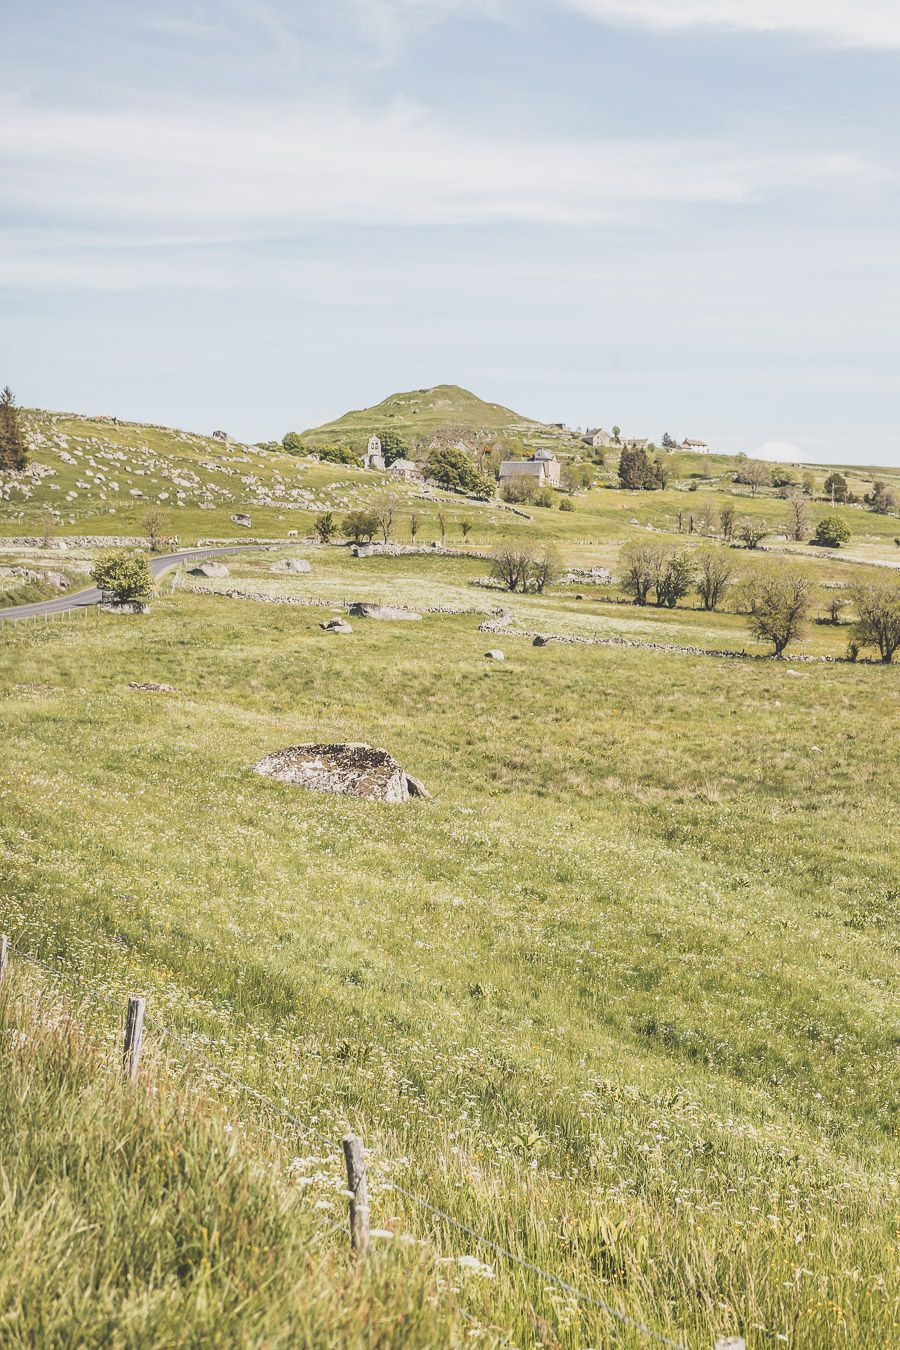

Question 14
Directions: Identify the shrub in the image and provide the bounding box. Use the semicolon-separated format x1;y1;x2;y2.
559;497;575;512
534;488;555;509
695;547;735;611
314;512;336;543
864;481;896;515
738;518;769;549
91;550;152;603
489;543;534;592
824;472;848;503
377;429;409;466
500;476;536;504
316;444;360;466
812;517;851;548
281;432;306;453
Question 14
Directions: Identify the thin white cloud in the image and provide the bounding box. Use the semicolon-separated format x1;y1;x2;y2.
0;96;884;249
753;440;804;462
562;1;900;49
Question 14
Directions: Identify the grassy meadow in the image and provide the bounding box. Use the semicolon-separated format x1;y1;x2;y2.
1;574;898;1347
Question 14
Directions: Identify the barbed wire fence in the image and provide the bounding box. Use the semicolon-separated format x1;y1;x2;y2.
0;934;747;1350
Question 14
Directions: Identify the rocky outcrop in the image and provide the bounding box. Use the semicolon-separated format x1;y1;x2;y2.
320;617;353;633
271;558;312;573
254;743;429;802
188;561;229;578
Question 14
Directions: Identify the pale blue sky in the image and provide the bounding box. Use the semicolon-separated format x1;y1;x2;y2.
2;0;899;464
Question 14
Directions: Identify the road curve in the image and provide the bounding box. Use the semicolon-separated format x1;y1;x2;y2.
0;545;266;622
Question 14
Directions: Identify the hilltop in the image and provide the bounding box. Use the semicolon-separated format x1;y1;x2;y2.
298;383;582;452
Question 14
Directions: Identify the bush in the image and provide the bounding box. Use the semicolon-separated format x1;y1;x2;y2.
500;476;536;504
812;517;851;548
90;550;152;603
534;488;555;508
559;497;575;512
850;578;900;663
377;429;409;466
314;512;336;543
748;565;814;656
316;444;360;466
281;432;306;453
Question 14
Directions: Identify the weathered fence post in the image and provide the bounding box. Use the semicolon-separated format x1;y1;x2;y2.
0;935;9;987
343;1132;370;1258
123;994;146;1082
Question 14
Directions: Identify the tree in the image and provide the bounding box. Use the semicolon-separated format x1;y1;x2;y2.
409;511;419;541
825;594;848;625
534;487;555;508
785;492;811;542
824;472;847;504
771;467;796;489
341;510;378;544
559;497;575;512
500;475;537;504
424;447;493;497
812;516;851;548
437;511;447;544
850;578;900;662
618;445;655;490
654;551;694;608
748;566;814;656
611;426;621;444
801;473;816;496
652;454;670;488
490;542;534;592
40;510;56;549
560;462;592;494
371;491;400;543
460;519;472;540
91;550;152;603
695;547;735;611
314;511;336;543
865;481;896;515
661;432;676;449
377;429;409;466
620;542;660;606
737;460;772;497
720;502;736;541
529;547;561;594
141;507;168;552
282;432;306;453
738;517;769;549
0;387;27;471
317;444;360;466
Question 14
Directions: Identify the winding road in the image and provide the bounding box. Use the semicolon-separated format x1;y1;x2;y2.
0;545;264;622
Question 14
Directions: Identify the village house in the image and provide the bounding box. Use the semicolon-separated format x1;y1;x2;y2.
498;448;561;489
386;458;421;480
623;437;651;451
582;427;611;449
681;438;710;452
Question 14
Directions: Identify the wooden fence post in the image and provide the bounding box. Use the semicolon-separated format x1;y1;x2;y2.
123;994;146;1082
0;935;8;987
343;1133;370;1258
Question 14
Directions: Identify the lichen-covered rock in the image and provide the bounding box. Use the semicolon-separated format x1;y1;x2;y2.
347;603;421;621
320;617;353;633
271;558;312;573
188;561;229;578
254;743;427;803
484;649;505;660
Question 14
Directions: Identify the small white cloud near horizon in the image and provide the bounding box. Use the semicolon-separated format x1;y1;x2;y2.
563;1;900;50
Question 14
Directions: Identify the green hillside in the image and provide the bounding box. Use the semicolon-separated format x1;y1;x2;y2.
298;383;580;451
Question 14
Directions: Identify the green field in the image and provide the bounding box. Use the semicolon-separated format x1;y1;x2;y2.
1;567;897;1346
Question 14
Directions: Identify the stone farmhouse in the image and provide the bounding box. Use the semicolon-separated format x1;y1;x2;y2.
387;458;421;480
681;438;710;452
498;448;561;489
582;427;612;448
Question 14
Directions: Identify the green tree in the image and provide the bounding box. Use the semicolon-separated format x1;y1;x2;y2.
720;501;736;541
534;487;555;508
824;472;848;504
850;577;900;663
738;517;769;549
424;447;493;497
618;445;655;490
695;547;735;611
281;432;306;453
620;543;658;605
141;507;168;552
377;429;409;466
91;550;152;603
748;565;814;656
314;511;336;543
654;551;694;608
0;387;27;471
559;497;575;511
865;481;896;515
340;510;378;544
812;516;851;548
611;426;621;444
317;444;360;466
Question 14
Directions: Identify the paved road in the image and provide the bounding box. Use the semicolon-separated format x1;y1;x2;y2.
0;545;263;622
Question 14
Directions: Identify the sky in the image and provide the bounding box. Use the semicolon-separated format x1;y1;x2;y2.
2;1;899;465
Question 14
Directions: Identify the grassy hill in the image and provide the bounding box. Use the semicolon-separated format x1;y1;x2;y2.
298;383;582;451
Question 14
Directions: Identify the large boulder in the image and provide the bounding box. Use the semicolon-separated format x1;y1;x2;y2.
231;513;252;528
254;743;429;803
347;602;421;621
271;558;312;573
320;617;353;633
189;561;229;578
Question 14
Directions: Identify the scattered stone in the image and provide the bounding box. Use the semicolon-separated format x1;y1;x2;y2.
188;561;230;578
348;602;421;621
320;617;353;633
128;681;178;693
271;558;312;573
485;649;505;661
532;635;552;647
254;743;427;803
231;513;252;528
